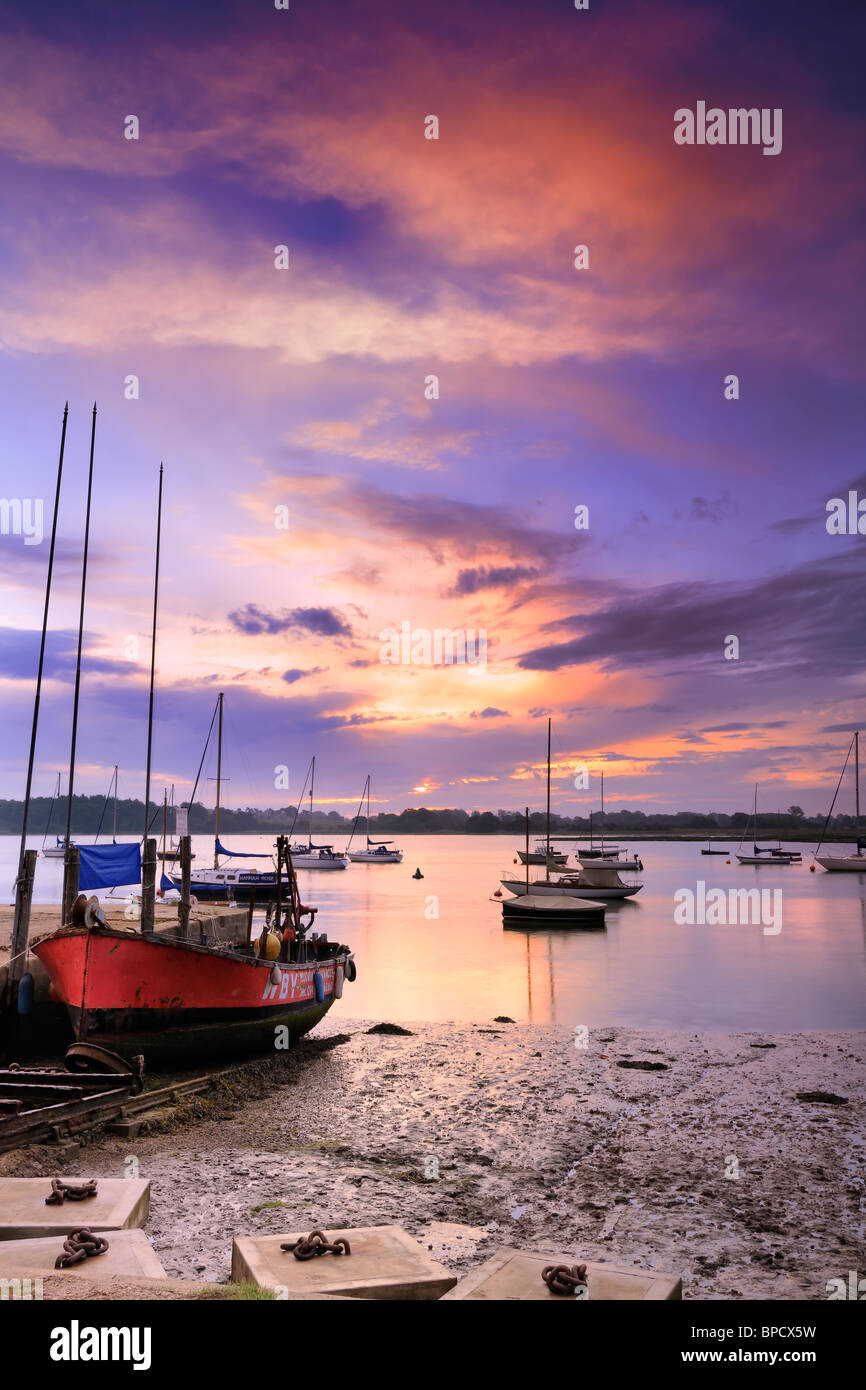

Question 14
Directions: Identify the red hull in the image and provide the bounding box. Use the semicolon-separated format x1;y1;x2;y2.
33;927;350;1065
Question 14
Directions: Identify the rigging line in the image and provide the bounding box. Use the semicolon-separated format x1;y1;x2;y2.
187;697;220;816
813;735;854;858
286;757;313;841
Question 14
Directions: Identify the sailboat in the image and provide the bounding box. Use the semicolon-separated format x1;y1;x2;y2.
31;461;355;1062
736;785;795;865
346;775;402;862
158;784;196;863
496;727;609;927
167;694;278;899
815;732;866;872
288;757;348;869
40;773;73;858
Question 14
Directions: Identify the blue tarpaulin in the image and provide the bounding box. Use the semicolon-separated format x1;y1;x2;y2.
78;842;141;890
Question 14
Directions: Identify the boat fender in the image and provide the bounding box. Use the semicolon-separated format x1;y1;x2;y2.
313;969;325;1004
17;972;34;1015
334;965;344;999
345;957;357;983
270;964;281;988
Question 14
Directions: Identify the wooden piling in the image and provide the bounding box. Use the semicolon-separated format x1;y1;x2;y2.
61;846;80;925
4;850;37;1030
141;838;157;935
178;835;191;938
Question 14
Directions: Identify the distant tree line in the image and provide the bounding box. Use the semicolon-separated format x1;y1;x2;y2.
0;795;856;840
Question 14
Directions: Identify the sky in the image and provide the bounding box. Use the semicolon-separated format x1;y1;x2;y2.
0;0;864;818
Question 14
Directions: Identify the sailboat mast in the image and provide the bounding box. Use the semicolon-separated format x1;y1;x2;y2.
64;403;97;859
545;717;551;881
366;774;371;845
214;691;223;868
856;731;860;824
309;755;315;847
17;404;67;877
143;462;163;849
162;787;168;864
112;766;118;843
601;770;604;851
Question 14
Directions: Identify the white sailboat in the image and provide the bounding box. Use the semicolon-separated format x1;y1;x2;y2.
736;785;796;865
40;773;74;858
168;692;279;897
815;732;866;872
346;775;403;862
501;863;643;901
288;756;348;870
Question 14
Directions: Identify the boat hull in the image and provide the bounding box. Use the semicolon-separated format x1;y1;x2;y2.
501;896;606;929
815;855;866;873
347;851;403;863
32;927;350;1065
167;871;278;901
501;877;642;900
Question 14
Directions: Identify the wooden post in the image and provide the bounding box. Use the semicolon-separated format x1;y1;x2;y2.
141;838;157;935
178;835;191;938
62;846;80;925
7;849;37;1004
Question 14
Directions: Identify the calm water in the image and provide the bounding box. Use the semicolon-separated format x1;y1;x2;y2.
4;835;865;1031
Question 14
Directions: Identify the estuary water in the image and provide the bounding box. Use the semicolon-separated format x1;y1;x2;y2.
3;834;864;1032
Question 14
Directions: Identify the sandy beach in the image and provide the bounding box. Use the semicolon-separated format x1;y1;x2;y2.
3;1020;863;1300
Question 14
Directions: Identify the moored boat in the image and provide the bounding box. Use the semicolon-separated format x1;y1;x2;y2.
814;732;866;873
501;863;643;900
34;839;354;1064
499;892;606;929
345;774;403;862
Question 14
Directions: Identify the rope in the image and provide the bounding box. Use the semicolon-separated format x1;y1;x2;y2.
542;1263;588;1296
281;1230;351;1261
45;1178;98;1206
54;1229;110;1268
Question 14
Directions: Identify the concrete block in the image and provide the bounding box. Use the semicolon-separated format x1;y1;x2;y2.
0;1178;150;1240
442;1248;682;1300
232;1225;456;1300
0;1228;165;1282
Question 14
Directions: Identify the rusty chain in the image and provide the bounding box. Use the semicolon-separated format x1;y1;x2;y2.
542;1263;588;1296
281;1230;351;1261
45;1178;98;1206
54;1229;110;1268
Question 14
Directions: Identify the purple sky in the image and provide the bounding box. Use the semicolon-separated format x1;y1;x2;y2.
0;0;864;817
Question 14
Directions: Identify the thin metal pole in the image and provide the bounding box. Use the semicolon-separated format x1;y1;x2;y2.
62;404;97;913
856;730;860;824
142;463;163;855
545;718;551;882
15;403;68;885
214;691;223;867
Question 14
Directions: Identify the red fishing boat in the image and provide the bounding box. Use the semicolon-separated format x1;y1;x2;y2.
33;840;356;1065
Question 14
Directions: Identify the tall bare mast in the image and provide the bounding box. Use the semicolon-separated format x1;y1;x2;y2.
143;463;163;850
213;691;223;868
545;717;551;882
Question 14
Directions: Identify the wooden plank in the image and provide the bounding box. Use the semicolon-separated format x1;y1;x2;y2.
442;1248;682;1300
232;1225;457;1301
0;1178;150;1241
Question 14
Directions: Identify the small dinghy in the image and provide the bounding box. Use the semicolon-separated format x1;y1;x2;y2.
499;892;606;929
